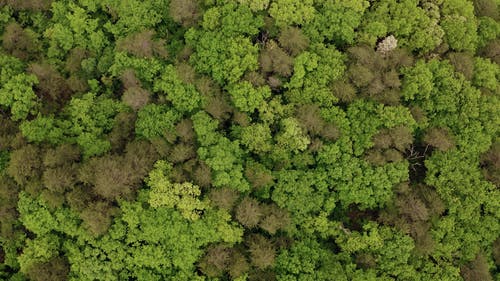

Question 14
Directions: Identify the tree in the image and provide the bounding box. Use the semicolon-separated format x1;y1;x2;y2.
65;198;243;280
20;116;65;145
237;0;270;11
276;239;347;280
135;104;181;140
480;39;500;64
440;0;479;52
285;44;346;107
153;65;202;113
42;165;77;194
240;123;273;154
359;0;444;52
472;57;499;92
441;15;478;52
304;0;369;46
192;112;250;192
269;0;316;27
186;30;260;85
331;80;357;103
276;118;310;153
228;81;271;113
0;58;39;120
147;160;207;221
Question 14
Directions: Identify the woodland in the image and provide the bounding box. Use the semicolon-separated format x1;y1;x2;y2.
0;0;499;280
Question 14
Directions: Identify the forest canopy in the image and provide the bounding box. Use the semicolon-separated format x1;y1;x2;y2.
0;0;499;280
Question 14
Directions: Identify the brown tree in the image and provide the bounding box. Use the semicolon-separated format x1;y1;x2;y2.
204;94;233;121
7;145;42;186
278;27;310;56
79;155;136;201
295;104;325;136
65;47;88;74
383;148;404;163
168;143;196;163
372;129;393;149
28;63;71;102
228;250;250;279
410;221;435;256
474;0;499;19
480;39;500;64
244;163;274;190
480;142;500;186
493;238;500;266
80;200;118;236
423;127;455;151
42;165;77;194
244;71;267;87
236;197;264;228
107;112;137;152
259;41;294;77
1;22;39;60
40;189;65;209
175;118;195;143
116;30;167;58
169;0;201;27
460;254;493;281
382;70;401;89
331;80;357;103
120;68;141;89
259;204;290;234
448;52;475;80
395;193;429;222
349;64;375;88
193;161;212;188
43;144;80;168
124;140;159;177
415;184;446;216
25;256;69;281
390;126;413;151
208;188;239;210
175;62;197;84
122;87;150;111
0;176;20;237
65;185;93;212
198;244;231;278
0;117;19;150
247;234;276;270
365;150;386;166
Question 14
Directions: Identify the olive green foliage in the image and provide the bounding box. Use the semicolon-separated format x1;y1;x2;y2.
0;0;499;280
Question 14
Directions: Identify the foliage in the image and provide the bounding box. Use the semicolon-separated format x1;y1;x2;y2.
1;0;499;280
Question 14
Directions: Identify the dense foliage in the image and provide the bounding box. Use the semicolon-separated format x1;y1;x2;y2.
0;0;499;280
